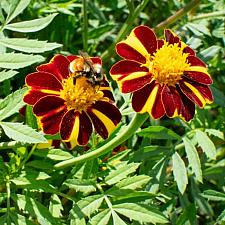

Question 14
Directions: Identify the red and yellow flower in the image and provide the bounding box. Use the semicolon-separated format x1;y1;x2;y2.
110;25;213;121
24;54;121;146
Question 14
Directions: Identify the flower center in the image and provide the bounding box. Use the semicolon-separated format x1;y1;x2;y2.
60;76;105;112
148;42;190;86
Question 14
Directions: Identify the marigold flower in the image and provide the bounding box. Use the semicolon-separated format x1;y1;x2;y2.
24;54;121;146
110;25;213;121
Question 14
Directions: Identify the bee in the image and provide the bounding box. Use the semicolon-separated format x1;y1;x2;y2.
69;51;103;86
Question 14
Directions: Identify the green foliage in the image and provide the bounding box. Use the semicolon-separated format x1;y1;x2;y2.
172;152;188;194
0;122;47;143
0;0;224;224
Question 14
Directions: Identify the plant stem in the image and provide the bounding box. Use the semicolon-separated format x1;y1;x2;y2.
125;0;134;13
102;0;149;62
82;0;88;51
190;11;225;21
154;0;201;32
18;144;37;171
55;113;148;169
6;176;10;225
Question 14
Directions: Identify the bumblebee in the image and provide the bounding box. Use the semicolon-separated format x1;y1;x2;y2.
69;51;103;86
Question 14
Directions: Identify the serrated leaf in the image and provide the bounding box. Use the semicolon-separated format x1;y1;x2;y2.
49;194;63;218
0;38;62;53
26;160;54;170
0;5;5;24
0;53;44;69
176;204;197;225
202;190;225;201
0;70;18;82
217;209;225;222
11;172;56;194
113;203;168;224
6;0;31;24
34;148;73;161
172;152;188;194
0;122;47;143
45;149;73;161
70;203;86;225
18;170;50;180
205;128;224;140
200;46;222;61
5;13;58;32
115;175;151;190
0;88;27;121
11;178;58;194
63;179;96;194
137;126;181;140
195;130;216;160
10;211;36;225
14;194;59;225
183;137;202;182
107;189;154;202
105;162;140;185
186;23;211;36
112;211;127;225
77;194;104;217
131;145;171;161
88;208;111;225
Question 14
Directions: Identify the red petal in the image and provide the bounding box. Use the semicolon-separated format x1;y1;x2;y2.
133;25;157;55
177;88;195;121
99;79;114;101
25;72;62;91
91;101;121;125
33;96;65;117
23;90;50;105
121;74;152;93
37;55;70;81
33;96;67;135
179;80;213;108
116;42;146;63
110;60;147;79
187;55;206;67
90;57;102;66
132;81;165;119
164;29;180;44
157;39;164;49
60;110;92;146
184;71;212;85
87;101;121;139
162;86;182;118
183;46;195;56
66;55;79;62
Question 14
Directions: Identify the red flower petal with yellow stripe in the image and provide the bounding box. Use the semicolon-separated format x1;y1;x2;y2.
24;54;121;146
110;25;213;121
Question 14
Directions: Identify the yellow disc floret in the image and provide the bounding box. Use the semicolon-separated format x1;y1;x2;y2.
60;76;105;112
148;41;190;86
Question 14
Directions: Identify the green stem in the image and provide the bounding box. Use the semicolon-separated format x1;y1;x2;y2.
125;0;134;13
191;11;225;21
55;113;148;169
6;176;10;225
102;0;149;62
82;0;88;51
154;0;201;32
18;144;37;171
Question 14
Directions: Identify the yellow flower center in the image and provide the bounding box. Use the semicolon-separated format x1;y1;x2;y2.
148;42;190;86
60;76;105;112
